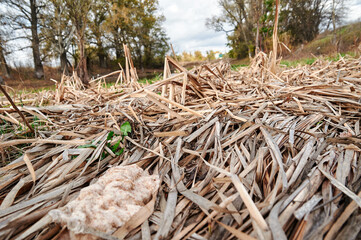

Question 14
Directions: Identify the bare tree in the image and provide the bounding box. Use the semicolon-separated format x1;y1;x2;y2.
1;0;44;79
0;40;11;78
29;0;44;78
64;0;92;85
206;0;256;58
0;15;11;78
207;0;331;57
251;0;263;53
328;0;347;46
41;0;75;74
88;0;110;68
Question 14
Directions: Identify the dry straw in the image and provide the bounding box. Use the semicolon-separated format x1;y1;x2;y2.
0;49;361;239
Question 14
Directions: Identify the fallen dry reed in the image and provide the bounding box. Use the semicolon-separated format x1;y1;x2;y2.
0;50;361;240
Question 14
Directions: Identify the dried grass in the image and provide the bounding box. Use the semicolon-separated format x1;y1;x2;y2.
0;50;361;240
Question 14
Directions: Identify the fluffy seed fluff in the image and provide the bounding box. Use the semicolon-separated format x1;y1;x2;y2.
49;164;160;237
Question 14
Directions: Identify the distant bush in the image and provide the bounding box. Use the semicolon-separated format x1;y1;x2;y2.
304;22;361;55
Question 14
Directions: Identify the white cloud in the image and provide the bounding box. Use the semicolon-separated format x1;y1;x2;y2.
158;0;229;54
347;0;361;22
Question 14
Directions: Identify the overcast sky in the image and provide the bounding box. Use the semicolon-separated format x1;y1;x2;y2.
349;0;361;21
158;0;229;54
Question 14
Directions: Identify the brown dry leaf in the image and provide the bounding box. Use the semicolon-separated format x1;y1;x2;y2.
113;192;157;239
217;220;257;240
23;153;36;183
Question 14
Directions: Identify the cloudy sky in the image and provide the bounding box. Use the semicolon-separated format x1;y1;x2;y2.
159;0;361;55
158;0;229;54
349;0;361;21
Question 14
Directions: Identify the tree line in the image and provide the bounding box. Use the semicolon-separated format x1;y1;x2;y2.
0;0;169;84
207;0;347;59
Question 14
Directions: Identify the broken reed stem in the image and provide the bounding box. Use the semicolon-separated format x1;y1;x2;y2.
270;0;280;74
170;43;177;61
0;84;34;133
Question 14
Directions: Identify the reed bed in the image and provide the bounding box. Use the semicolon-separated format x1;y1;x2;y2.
0;51;361;240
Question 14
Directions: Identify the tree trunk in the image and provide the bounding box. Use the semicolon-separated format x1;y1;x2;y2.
254;0;262;54
0;45;11;78
332;0;337;48
270;0;279;74
60;51;68;74
77;37;89;85
114;37;122;60
137;49;143;69
255;21;260;54
116;49;122;60
95;35;106;68
97;41;106;68
144;45;152;68
30;0;44;79
98;52;106;68
111;29;122;60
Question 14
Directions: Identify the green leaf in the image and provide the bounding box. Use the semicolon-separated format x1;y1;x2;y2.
112;139;121;152
101;152;108;160
107;131;115;141
120;121;131;136
115;148;124;156
78;144;97;149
